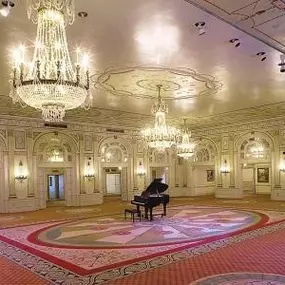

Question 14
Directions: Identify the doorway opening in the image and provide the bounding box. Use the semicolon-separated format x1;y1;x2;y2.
106;173;121;195
47;174;64;201
242;167;255;195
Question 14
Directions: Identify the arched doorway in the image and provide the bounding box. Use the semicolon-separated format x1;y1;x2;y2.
97;137;132;201
236;132;274;196
191;138;217;196
33;132;79;208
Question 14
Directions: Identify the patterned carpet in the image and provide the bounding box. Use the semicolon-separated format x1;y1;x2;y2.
1;205;285;284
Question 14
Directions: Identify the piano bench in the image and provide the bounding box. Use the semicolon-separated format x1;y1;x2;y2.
124;209;141;222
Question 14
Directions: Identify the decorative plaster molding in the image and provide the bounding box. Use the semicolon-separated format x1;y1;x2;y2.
14;131;26;150
95;65;222;100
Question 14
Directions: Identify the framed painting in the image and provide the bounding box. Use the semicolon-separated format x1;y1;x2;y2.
257;168;269;183
207;170;215;182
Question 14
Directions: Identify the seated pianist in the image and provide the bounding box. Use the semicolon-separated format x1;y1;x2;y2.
131;178;170;221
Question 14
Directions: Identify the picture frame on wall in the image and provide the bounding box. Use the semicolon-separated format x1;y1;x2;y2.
207;170;215;182
257;168;269;183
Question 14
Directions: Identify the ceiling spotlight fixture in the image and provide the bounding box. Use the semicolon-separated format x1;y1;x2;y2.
10;0;92;122
229;38;241;47
194;21;206;36
0;0;14;17
256;52;266;61
279;54;285;72
77;11;88;18
255;9;266;15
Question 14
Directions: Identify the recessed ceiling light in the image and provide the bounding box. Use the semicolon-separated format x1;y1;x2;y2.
256;52;266;61
194;21;206;35
77;11;88;18
229;38;240;47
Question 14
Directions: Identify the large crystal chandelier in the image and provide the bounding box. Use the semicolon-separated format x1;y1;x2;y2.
177;119;195;159
10;0;91;122
248;141;264;159
141;84;180;150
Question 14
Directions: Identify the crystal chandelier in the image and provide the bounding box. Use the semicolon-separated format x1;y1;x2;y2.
141;84;180;150
177;119;195;159
10;0;91;122
248;142;264;159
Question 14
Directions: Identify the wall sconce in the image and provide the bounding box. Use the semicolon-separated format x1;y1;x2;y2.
220;160;230;175
137;162;146;177
84;160;95;180
15;161;28;182
280;164;285;172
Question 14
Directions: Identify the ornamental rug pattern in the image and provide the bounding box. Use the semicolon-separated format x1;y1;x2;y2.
190;273;285;285
0;206;285;284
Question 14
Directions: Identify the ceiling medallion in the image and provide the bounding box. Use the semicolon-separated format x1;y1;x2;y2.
10;0;92;122
177;119;195;159
141;84;180;150
95;66;222;100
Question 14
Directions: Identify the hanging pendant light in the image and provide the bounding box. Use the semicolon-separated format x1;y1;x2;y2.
10;0;91;122
177;119;195;159
141;84;180;150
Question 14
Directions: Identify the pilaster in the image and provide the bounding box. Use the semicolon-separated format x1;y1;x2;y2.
8;129;16;198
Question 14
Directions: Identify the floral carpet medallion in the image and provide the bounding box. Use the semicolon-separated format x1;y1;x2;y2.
190;273;285;284
0;206;285;284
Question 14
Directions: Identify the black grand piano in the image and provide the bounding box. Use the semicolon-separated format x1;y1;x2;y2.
131;178;170;221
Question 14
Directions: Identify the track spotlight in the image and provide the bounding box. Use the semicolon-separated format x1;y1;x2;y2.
256;52;266;61
229;38;240;47
0;0;14;17
194;21;206;36
279;54;285;73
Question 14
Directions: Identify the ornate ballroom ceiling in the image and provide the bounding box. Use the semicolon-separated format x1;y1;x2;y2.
1;0;285;131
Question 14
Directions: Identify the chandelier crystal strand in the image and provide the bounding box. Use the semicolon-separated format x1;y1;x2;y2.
141;84;180;150
177;119;195;159
10;0;91;122
26;0;75;25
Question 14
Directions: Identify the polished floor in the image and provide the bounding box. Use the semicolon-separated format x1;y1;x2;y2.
1;195;285;285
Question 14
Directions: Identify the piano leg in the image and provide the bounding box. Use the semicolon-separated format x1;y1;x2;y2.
163;203;167;216
136;204;141;218
145;207;148;220
149;207;153;221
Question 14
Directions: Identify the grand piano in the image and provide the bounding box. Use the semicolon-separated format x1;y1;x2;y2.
131;178;170;221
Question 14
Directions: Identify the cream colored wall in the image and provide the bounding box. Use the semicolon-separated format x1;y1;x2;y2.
1;117;285;212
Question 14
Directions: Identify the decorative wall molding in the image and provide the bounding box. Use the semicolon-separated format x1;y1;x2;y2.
14;131;26;150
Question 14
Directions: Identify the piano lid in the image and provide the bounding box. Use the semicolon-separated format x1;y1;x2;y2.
145;178;168;194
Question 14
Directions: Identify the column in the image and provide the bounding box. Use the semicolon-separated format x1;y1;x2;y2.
32;154;37;197
175;157;179;187
273;130;281;188
229;134;235;188
7;130;16;198
27;131;34;197
216;139;222;187
186;162;193;188
79;134;85;194
143;150;149;189
132;139;138;192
